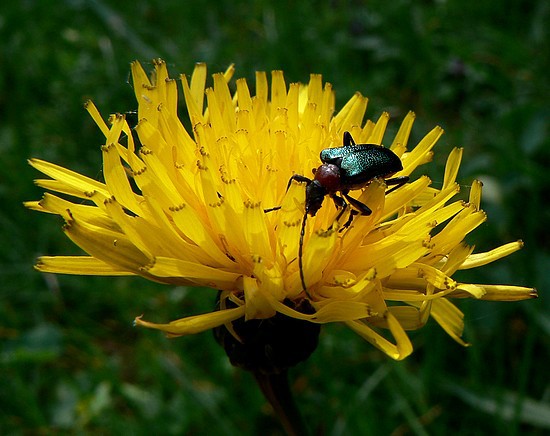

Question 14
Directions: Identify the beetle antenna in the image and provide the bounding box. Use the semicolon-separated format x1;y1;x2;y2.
298;212;311;298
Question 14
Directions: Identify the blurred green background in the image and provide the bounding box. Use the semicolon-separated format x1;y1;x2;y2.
1;0;549;434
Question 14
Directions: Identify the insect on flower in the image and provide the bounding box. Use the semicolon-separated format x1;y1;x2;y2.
266;131;409;294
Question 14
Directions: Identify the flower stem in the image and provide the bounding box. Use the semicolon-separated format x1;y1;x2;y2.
254;370;309;436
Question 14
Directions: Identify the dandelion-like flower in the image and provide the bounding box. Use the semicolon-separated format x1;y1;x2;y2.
27;60;536;363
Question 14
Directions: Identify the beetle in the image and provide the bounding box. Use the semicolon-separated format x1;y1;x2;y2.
266;131;409;294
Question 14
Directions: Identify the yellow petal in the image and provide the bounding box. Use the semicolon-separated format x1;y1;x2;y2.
260;295;374;323
144;257;241;289
346;311;413;360
331;92;368;133
388;306;423;330
430;299;469;346
303;225;339;291
101;123;145;215
84;100;109;137
450;284;537;301
36;256;136;275
460;241;524;269
134;306;246;337
401;125;443;175
390;111;415;153
367;112;390;144
442;147;463;189
63;212;151;274
190;62;207;114
469;179;483;210
29;158;109;201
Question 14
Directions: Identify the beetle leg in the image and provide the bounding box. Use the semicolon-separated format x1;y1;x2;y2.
341;210;359;230
264;174;313;213
333;193;361;230
343;131;356;147
263;205;281;213
337;193;372;231
385;175;409;194
343;193;372;216
287;174;312;190
331;194;348;222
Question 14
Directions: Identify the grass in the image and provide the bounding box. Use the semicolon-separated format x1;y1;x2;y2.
1;0;548;434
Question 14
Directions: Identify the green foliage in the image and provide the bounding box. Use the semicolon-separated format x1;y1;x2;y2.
1;0;548;434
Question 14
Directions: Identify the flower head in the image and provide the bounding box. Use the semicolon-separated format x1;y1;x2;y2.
27;60;536;360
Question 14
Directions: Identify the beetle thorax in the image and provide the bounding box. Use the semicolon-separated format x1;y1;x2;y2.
313;163;341;192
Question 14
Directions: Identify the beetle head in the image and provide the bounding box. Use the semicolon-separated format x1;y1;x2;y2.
305;180;327;216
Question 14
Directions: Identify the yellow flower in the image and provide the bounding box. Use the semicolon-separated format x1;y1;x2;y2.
26;59;536;360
